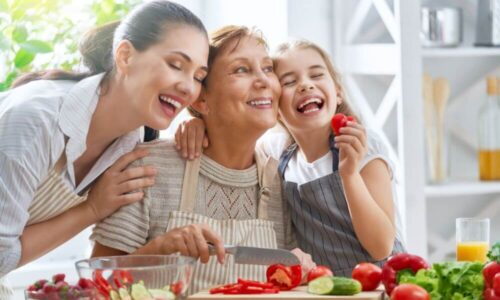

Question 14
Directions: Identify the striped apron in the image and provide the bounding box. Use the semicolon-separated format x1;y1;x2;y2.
0;146;87;299
167;154;278;295
278;135;405;277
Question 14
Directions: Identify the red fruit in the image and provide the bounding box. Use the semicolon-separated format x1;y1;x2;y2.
34;279;48;290
170;281;184;295
27;284;37;291
52;273;65;283
484;262;500;289
331;113;347;135
77;278;95;290
391;284;430;300
306;266;333;283
352;262;382;291
494;273;500;297
42;283;58;294
485;288;500;300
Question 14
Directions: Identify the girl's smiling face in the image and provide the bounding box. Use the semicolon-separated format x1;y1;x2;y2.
275;47;341;134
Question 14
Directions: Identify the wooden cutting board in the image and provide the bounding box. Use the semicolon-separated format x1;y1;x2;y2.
189;286;385;300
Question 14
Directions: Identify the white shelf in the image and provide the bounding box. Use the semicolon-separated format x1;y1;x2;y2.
422;47;500;57
425;181;500;197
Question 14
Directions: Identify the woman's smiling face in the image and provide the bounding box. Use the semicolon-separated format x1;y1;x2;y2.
201;36;281;134
121;25;209;130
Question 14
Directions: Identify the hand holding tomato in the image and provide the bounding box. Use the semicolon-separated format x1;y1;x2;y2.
391;284;430;300
331;113;367;177
352;262;382;291
306;266;333;283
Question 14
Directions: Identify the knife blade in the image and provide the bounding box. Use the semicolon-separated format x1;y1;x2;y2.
208;244;300;266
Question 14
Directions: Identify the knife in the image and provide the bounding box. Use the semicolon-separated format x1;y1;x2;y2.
208;244;300;266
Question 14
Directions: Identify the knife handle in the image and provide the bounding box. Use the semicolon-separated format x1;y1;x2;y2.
207;243;235;255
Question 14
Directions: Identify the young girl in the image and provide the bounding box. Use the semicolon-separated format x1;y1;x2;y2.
176;40;406;277
0;1;209;296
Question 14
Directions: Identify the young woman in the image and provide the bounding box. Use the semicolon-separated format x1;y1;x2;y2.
91;26;315;295
0;1;209;296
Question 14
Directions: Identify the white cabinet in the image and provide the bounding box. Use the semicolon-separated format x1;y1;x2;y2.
333;0;500;261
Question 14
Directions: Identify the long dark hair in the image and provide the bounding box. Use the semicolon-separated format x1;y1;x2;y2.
13;0;207;141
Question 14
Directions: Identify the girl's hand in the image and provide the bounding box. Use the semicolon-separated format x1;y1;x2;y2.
334;122;367;178
174;118;208;160
84;148;157;222
154;224;226;264
291;248;317;282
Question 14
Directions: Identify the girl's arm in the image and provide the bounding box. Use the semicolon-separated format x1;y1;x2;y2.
335;123;396;261
18;148;156;267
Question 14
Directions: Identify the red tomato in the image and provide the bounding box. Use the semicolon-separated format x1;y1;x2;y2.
170;281;183;295
306;266;333;283
352;262;382;291
331;113;347;136
391;284;430;300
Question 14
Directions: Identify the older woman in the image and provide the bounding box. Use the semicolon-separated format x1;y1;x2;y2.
90;25;314;294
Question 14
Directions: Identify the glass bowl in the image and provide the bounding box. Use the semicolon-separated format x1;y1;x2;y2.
25;288;96;300
75;255;195;300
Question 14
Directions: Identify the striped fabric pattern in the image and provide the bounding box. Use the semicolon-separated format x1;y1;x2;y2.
0;73;141;298
279;142;406;277
167;211;277;295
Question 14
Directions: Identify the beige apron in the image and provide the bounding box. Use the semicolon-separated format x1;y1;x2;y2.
0;146;87;299
167;154;278;295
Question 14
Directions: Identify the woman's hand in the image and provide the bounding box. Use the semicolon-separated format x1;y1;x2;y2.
84;148;157;222
153;224;226;264
174;118;208;160
334;122;367;178
291;248;316;282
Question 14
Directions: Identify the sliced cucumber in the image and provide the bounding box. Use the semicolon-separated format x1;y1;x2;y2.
308;276;335;295
149;289;175;300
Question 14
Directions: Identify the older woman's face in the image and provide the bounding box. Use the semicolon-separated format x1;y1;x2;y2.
202;36;281;133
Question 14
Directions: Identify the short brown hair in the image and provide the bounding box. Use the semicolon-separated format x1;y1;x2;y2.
188;25;268;117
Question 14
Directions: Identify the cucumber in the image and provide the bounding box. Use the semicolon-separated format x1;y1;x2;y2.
308;276;334;295
330;277;362;295
308;276;362;296
130;282;153;300
110;290;121;300
149;289;175;300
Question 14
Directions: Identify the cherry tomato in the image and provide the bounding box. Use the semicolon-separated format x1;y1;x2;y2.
170;281;183;295
352;262;382;291
306;266;333;283
391;284;430;300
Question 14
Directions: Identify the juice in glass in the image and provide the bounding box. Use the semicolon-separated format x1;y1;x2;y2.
456;218;490;262
456;241;489;262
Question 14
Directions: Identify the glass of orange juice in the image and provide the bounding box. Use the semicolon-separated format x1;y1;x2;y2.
456;217;490;262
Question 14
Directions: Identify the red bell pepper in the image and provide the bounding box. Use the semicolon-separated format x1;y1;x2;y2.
485;288;500;300
485;243;500;290
381;253;429;295
266;264;302;291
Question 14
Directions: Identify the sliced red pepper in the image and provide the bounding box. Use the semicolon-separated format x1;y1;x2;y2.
112;270;133;288
266;264;302;291
381;253;429;295
237;278;274;289
94;270;112;299
209;283;243;294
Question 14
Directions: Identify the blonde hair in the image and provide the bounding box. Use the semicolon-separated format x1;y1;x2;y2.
274;40;358;120
188;25;267;117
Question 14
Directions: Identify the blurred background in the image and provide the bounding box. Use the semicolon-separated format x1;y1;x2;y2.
2;0;500;298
